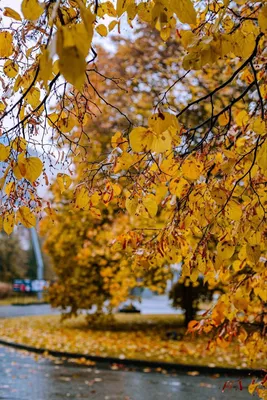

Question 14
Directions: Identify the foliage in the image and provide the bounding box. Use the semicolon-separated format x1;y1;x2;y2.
0;232;28;282
0;282;12;300
0;0;267;386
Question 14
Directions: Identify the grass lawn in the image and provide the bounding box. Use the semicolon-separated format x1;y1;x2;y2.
0;313;265;370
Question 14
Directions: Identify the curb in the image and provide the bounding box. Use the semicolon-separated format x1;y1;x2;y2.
0;339;264;377
11;302;48;306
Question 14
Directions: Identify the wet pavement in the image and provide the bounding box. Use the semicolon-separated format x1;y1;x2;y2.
0;296;179;319
0;304;60;319
0;345;256;400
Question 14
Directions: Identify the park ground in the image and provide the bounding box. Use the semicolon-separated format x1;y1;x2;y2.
0;307;266;370
0;304;266;399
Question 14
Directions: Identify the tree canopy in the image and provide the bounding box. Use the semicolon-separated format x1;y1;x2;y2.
0;0;267;381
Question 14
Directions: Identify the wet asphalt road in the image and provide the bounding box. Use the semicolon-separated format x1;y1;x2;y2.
0;345;256;400
0;304;60;319
0;296;179;319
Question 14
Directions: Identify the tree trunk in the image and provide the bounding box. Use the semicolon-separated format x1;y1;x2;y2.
183;282;194;327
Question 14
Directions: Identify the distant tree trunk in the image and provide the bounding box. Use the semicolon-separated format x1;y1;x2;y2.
183;282;194;327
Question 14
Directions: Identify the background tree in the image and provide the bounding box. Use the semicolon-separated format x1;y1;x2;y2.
0;232;28;282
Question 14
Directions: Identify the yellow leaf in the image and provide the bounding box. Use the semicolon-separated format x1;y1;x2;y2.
257;141;267;175
57;114;77;133
111;131;126;149
96;24;108;37
0;31;13;58
11;137;27;152
0;103;5;112
91;192;101;206
252;117;266;136
21;0;44;20
25;157;43;182
4;7;22;21
3;212;15;235
17;206;36;228
258;5;267;34
112;183;122;196
217;242;235;260
248;383;258;395
129;112;178;154
170;0;196;25
117;0;133;17
137;2;153;22
235;110;249;127
26;87;40;108
129;127;152;152
225;200;242;221
169;177;189;197
182;159;202;180
109;20;118;32
97;1;117;17
3;60;19;78
180;30;194;49
4;182;15;197
211;188;227;205
190;268;199;282
125;197;138;216
39;49;53;84
16;156;43;182
143;195;158;217
148;112;179;136
246;244;261;264
56;23;93;90
150;130;172;153
44;206;57;222
0;144;10;162
212;301;226;325
52;60;60;75
218;112;229;126
75;186;90;209
56;173;72;193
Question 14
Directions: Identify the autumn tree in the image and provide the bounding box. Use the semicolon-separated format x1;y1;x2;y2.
0;231;28;282
0;1;267;394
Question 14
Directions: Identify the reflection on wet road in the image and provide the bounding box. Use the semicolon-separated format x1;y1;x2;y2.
0;345;255;399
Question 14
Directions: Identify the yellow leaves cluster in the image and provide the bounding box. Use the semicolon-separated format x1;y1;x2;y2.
1;206;35;235
129;112;179;153
126;194;158;218
181;20;259;71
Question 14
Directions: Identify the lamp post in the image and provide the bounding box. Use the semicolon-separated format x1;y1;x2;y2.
30;227;44;300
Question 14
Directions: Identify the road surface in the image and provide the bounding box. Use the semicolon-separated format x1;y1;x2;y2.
0;345;255;400
0;296;180;319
